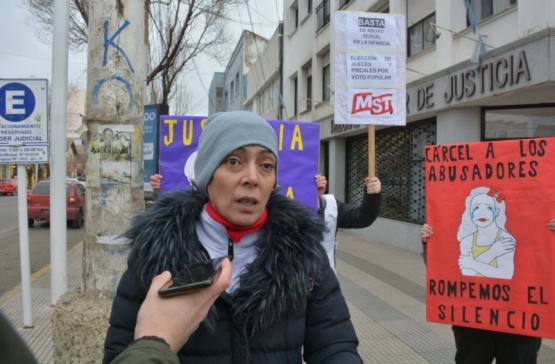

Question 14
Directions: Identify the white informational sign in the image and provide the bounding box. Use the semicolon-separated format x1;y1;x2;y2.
0;79;49;163
334;12;406;125
144;142;154;161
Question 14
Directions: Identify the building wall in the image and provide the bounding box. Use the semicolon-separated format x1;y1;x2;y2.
67;89;86;134
244;26;282;120
208;72;225;115
209;31;270;114
225;34;246;112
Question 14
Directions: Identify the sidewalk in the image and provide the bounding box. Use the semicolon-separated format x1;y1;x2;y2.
2;232;555;363
0;242;83;363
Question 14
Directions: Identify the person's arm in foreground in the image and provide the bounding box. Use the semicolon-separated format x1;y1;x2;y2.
0;312;38;364
421;224;433;266
548;219;555;232
111;259;231;364
336;176;382;229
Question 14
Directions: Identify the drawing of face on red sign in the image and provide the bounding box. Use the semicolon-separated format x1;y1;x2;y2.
351;91;393;115
457;186;515;280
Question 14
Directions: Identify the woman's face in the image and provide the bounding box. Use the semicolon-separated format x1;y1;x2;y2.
207;145;277;226
470;194;497;228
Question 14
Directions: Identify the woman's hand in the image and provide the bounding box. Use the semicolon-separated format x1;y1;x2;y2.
364;177;381;195
150;174;163;193
421;224;433;243
315;175;327;197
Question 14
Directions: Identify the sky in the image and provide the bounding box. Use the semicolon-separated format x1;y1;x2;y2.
0;0;283;116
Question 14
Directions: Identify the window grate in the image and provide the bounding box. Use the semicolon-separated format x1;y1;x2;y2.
345;120;436;223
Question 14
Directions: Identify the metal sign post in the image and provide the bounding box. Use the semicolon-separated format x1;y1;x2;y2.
0;79;49;327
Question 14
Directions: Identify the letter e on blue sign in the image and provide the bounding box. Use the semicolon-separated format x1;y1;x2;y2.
0;82;36;122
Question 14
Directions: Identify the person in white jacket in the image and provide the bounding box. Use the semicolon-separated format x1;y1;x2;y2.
316;174;381;273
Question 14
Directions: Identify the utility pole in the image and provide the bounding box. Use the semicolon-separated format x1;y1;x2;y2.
82;0;147;297
52;1;147;360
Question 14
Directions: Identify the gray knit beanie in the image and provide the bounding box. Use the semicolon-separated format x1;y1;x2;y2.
194;111;278;195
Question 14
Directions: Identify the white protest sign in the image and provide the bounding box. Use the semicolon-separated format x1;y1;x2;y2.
334;12;406;125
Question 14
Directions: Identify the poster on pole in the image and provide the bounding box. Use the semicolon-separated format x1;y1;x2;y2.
158;116;321;211
425;138;555;339
334;12;406;125
143;104;168;192
0;79;49;164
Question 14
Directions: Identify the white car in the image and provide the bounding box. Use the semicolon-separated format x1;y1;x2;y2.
66;178;86;188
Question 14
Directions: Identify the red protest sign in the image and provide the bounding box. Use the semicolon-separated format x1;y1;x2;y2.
425;138;555;338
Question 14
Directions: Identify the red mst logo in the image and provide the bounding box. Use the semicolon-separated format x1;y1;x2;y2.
351;92;393;115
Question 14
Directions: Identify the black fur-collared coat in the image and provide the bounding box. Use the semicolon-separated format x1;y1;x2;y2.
103;190;362;364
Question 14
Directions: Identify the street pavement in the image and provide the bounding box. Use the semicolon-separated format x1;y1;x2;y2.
2;231;555;363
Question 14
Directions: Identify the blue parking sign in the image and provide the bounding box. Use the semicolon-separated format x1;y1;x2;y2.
0;82;36;122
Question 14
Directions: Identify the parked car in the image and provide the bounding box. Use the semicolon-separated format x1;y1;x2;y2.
27;180;86;228
0;178;18;196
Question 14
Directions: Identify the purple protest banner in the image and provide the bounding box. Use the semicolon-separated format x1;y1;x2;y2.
158;116;320;211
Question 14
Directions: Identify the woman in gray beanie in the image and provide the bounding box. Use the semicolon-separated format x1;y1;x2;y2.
104;110;362;364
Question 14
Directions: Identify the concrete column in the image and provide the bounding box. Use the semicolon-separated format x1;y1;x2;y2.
389;0;406;17
328;137;346;201
83;0;147;297
437;107;481;144
435;1;453;69
52;1;147;361
519;0;555;37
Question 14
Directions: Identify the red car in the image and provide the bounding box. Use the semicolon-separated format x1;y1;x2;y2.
27;180;86;228
0;178;18;196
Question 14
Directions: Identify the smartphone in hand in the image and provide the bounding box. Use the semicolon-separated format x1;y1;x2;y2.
158;256;228;297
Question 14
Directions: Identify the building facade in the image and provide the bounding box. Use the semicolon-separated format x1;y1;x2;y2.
285;0;555;252
208;30;269;115
237;0;555;253
244;24;283;121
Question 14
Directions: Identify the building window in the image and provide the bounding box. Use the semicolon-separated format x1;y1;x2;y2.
322;64;330;101
224;90;228;110
306;75;312;110
215;87;223;111
235;73;240;95
345;119;436;223
257;78;279;116
242;75;247;98
408;13;436;57
308;0;312;14
338;0;351;9
316;0;330;32
230;81;234;99
295;7;299;29
469;0;517;23
482;104;555;140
